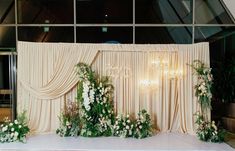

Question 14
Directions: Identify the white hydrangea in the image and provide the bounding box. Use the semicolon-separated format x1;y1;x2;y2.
14;120;18;124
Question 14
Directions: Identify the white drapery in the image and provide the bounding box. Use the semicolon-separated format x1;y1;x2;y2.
17;41;209;134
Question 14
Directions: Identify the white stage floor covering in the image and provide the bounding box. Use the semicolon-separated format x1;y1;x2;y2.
0;132;234;151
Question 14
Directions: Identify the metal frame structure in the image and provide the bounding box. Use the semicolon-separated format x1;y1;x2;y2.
0;0;234;48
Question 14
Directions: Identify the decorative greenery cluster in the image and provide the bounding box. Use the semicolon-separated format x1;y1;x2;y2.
0;111;30;143
191;60;225;143
76;63;115;137
113;114;134;138
57;62;154;139
133;109;153;139
190;60;213;112
113;110;153;139
56;102;80;137
195;112;225;142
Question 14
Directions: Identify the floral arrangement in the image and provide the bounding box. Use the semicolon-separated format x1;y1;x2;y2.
57;62;154;139
113;110;153;139
191;60;225;143
76;63;115;137
56;102;80;137
0;111;30;143
190;60;213;112
133;109;152;139
113;114;134;138
195;112;225;142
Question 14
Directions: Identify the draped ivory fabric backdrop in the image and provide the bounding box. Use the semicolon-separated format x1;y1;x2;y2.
17;41;210;134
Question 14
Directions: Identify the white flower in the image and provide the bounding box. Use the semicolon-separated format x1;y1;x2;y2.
11;128;14;132
115;121;118;125
127;120;130;123
9;123;13;126
11;133;14;137
0;124;3;127
139;125;142;129
126;125;129;130
14;131;19;137
103;97;107;103
2;126;7;132
14;120;18;124
129;130;132;135
126;115;130;118
123;122;126;126
18;125;22;128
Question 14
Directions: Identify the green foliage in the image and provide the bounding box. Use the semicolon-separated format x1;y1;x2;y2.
133;109;152;139
56;102;80;137
191;60;213;108
195;112;225;143
76;62;115;137
57;62;154;139
113;114;134;138
113;109;153;139
0;111;30;143
190;60;213;119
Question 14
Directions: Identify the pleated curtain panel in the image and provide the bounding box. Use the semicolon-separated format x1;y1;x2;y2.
17;41;210;134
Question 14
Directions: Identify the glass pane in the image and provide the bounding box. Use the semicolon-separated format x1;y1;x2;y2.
0;27;16;47
136;27;192;44
194;26;235;43
18;27;74;42
136;0;192;24
0;55;12;122
77;27;133;43
17;0;74;24
0;0;15;24
76;0;133;23
195;0;234;24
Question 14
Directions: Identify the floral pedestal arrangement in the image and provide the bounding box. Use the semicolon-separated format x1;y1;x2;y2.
191;60;225;143
0;111;30;143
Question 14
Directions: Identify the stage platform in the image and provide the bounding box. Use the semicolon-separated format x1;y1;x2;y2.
0;132;234;151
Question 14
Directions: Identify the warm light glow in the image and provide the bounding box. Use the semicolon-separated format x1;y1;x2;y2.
139;79;159;89
151;59;169;68
164;69;184;79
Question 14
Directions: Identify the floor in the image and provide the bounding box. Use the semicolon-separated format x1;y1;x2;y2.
0;132;234;151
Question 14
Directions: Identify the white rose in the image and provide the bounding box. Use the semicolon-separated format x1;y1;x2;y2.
14;120;18;124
